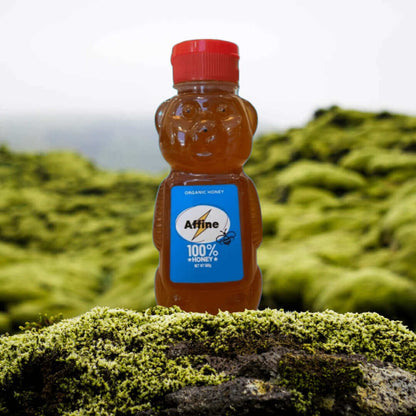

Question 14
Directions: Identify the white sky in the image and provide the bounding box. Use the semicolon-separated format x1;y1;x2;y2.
0;0;415;129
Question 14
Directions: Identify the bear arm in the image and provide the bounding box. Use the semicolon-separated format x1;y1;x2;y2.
153;179;166;251
247;178;262;248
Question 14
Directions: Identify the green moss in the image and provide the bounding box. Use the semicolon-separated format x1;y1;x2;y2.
277;207;378;241
288;186;339;207
260;246;342;310
340;147;378;172
312;268;416;327
301;232;363;266
0;307;414;415
0;313;10;333
260;201;286;237
19;312;63;331
341;147;416;174
244;108;416;328
260;232;363;310
0;149;160;331
38;151;96;181
276;161;366;192
369;152;416;174
0;257;101;311
381;194;416;241
278;352;364;413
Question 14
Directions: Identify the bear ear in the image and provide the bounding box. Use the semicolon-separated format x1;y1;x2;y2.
242;99;258;135
155;99;171;133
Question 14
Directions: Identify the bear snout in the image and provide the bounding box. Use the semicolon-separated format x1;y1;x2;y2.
193;120;216;135
191;120;218;146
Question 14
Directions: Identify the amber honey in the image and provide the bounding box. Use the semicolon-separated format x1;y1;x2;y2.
153;40;262;313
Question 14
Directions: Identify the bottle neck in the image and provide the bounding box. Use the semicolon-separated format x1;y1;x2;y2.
174;80;239;95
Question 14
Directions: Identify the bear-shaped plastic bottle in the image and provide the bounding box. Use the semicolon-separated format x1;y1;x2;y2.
153;39;262;313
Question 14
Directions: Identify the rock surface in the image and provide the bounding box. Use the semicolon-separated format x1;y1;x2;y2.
0;306;415;415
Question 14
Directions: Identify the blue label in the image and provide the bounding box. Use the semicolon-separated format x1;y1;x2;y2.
170;184;244;283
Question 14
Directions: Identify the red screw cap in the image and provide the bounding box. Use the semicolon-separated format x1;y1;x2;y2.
171;39;239;84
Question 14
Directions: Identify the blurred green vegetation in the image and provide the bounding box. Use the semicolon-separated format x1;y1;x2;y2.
1;106;416;332
0;146;161;332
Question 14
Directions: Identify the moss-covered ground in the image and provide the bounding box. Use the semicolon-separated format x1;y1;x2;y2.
0;306;415;415
1;106;416;332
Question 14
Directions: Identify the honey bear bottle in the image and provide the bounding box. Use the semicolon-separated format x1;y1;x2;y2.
153;39;262;313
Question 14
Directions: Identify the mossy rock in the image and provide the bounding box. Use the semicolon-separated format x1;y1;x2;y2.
341;147;416;175
312;268;416;327
287;186;339;207
8;294;89;327
388;245;416;282
0;313;11;333
0;242;31;267
260;248;341;310
94;245;158;311
38;151;97;181
340;147;379;173
0;307;415;415
246;139;293;177
0;257;102;329
382;194;416;232
276;161;366;192
260;202;286;237
277;207;378;241
393;223;416;249
0;147;161;331
369;151;416;174
260;232;363;311
299;232;364;267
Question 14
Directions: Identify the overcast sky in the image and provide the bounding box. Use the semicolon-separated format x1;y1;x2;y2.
0;0;415;129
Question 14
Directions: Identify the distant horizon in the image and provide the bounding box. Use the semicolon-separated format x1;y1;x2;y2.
0;110;286;138
2;103;416;130
0;111;283;173
2;104;416;175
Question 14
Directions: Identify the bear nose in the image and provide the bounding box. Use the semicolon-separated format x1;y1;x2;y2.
195;120;215;135
197;124;210;134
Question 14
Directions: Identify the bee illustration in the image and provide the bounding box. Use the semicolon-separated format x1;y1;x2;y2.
216;230;236;245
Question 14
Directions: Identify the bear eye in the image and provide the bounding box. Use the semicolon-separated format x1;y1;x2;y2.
181;104;197;119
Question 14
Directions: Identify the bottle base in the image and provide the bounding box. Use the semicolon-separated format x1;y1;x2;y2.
155;267;262;314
